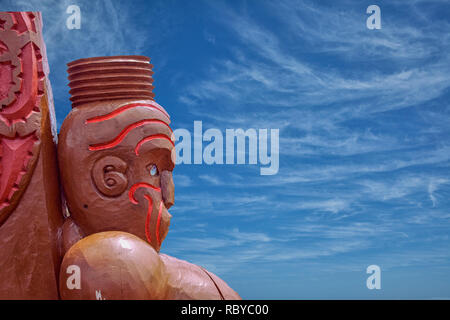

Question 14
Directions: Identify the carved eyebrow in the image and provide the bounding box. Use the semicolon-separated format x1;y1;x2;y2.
88;119;172;151
85;102;170;124
134;134;174;156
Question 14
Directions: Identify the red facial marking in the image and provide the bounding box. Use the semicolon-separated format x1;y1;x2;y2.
134;134;174;156
88;119;172;151
128;182;164;247
144;194;153;244
156;201;163;246
85;102;170;124
128;182;161;204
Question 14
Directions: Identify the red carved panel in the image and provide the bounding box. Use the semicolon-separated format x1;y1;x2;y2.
0;12;43;225
0;134;37;210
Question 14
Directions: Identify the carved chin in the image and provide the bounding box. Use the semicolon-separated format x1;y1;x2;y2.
158;207;171;246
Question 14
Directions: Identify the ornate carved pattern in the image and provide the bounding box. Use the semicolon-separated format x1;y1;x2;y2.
0;12;43;225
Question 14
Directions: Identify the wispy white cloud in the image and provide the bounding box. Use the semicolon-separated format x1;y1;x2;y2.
181;0;449;113
173;173;192;187
228;228;271;243
428;178;448;207
358;175;426;201
289;198;351;214
198;174;222;185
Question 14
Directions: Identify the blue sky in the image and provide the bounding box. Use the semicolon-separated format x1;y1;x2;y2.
3;0;450;299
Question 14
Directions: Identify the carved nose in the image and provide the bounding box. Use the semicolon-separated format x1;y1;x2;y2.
160;170;174;209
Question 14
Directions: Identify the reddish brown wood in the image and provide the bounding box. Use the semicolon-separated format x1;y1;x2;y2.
0;11;62;299
58;56;240;300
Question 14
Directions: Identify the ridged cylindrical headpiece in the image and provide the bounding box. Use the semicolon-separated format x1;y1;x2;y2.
67;55;155;108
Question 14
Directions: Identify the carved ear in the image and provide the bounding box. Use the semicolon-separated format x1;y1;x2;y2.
91;156;128;197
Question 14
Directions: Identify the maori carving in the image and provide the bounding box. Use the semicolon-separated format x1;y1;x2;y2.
0;12;62;299
0;12;43;226
59;56;175;251
58;56;240;300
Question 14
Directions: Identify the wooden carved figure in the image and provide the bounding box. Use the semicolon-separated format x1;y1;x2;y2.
58;56;240;300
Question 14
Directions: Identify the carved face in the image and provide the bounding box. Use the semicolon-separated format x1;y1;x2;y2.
58;100;175;252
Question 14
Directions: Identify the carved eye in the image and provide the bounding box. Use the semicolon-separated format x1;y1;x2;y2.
148;164;158;176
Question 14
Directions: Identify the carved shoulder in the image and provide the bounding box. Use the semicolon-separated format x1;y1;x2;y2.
201;268;241;300
59;231;167;300
159;254;241;300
